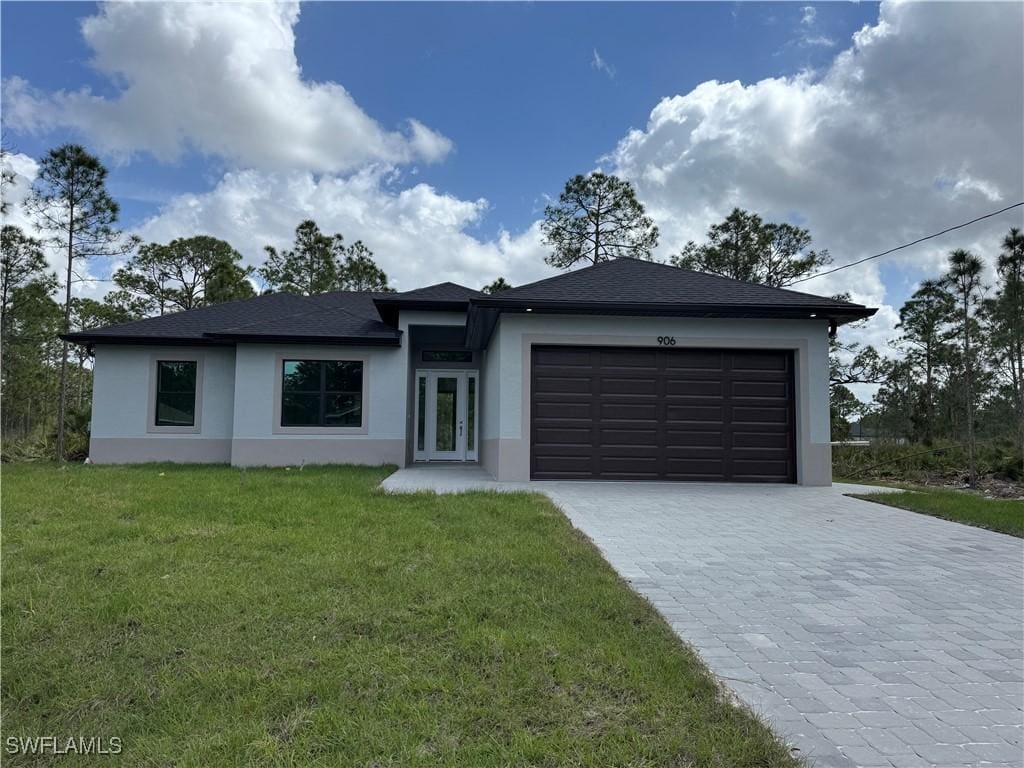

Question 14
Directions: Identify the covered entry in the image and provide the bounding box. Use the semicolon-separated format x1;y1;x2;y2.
530;345;796;482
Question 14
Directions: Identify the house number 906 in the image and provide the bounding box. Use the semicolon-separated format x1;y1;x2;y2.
657;336;677;346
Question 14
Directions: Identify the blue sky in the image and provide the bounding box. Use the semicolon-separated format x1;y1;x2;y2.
3;2;878;233
2;1;1022;372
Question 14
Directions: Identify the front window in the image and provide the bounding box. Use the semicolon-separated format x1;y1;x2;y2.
155;360;197;426
281;360;363;428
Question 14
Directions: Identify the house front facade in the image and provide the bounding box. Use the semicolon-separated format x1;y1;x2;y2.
66;259;875;485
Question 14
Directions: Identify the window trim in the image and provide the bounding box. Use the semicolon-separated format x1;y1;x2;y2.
147;352;203;434
272;352;369;435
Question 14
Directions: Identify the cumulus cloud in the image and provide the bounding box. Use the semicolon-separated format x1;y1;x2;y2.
3;2;452;173
135;166;548;292
608;1;1023;361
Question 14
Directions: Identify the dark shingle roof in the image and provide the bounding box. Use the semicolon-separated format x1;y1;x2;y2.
479;258;868;311
64;262;875;346
389;282;483;302
63;291;402;345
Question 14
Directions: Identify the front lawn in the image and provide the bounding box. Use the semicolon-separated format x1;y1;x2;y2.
852;486;1024;538
2;464;798;767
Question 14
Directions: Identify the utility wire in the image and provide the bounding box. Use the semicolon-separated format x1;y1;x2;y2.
790;201;1024;285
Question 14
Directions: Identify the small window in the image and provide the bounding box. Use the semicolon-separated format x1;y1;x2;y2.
422;350;472;363
155;360;197;427
281;360;363;428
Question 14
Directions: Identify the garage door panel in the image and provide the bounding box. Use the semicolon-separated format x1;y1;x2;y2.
666;404;725;422
665;458;731;477
664;350;724;370
531;346;795;482
600;349;658;368
600;428;660;445
533;347;592;367
534;375;593;394
733;431;790;449
729;351;789;371
732;380;788;398
601;377;658;395
533;426;591;443
665;429;725;447
532;401;591;420
665;379;723;396
599;456;660;476
732;406;789;424
601;402;658;420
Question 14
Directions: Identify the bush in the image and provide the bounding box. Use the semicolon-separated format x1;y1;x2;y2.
0;407;91;463
833;440;1023;483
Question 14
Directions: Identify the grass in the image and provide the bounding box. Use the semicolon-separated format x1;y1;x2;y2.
2;464;799;767
851;486;1024;538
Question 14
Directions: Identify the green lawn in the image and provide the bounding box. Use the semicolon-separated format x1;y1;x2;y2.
2;464;799;767
851;486;1024;538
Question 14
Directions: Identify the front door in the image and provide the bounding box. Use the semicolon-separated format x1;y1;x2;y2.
415;370;478;461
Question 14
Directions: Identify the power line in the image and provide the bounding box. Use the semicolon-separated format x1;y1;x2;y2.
790;201;1024;285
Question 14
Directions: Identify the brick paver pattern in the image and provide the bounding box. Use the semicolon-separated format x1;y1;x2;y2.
540;483;1024;768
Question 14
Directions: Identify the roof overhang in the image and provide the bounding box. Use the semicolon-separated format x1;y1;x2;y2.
204;332;402;346
62;332;403;347
372;298;471;327
466;299;877;348
60;333;234;347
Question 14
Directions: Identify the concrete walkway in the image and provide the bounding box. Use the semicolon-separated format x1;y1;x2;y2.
382;466;1024;768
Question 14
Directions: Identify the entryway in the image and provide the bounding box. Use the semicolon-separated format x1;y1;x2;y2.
414;370;478;461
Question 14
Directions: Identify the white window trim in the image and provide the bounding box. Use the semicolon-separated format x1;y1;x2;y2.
272;352;369;435
147;351;204;434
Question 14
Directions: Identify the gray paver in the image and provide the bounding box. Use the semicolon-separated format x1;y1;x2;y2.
382;467;1024;768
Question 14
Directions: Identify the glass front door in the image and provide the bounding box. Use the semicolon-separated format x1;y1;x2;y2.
415;370;478;461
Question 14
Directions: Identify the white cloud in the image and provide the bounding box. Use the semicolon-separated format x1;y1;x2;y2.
801;35;836;48
591;49;616;80
795;5;834;48
2;2;452;173
608;1;1024;381
135;166;548;293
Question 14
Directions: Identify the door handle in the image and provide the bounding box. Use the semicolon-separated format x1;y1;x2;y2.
459;421;463;437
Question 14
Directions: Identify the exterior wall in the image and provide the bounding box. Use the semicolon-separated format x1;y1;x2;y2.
487;314;833;486
480;323;502;478
89;344;235;463
230;343;406;467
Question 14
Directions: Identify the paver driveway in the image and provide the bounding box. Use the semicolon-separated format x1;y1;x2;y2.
542;483;1024;768
383;468;1024;768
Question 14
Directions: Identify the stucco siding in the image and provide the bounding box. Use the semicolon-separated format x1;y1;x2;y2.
90;344;235;463
228;343;407;467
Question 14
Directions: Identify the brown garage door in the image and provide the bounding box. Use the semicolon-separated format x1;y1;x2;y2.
530;346;796;482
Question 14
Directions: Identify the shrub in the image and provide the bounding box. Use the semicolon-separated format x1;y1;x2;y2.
834;440;1022;483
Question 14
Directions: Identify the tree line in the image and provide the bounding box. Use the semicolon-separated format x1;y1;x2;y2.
2;144;1021;478
1;144;396;456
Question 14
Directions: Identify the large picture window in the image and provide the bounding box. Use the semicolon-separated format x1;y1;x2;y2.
155;360;198;427
281;360;363;428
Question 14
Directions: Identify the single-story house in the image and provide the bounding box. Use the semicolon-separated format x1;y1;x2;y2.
65;258;875;485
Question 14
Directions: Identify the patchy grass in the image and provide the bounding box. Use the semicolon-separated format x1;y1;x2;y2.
2;464;799;767
852;486;1024;538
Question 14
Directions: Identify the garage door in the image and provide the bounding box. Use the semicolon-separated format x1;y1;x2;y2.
530;346;796;482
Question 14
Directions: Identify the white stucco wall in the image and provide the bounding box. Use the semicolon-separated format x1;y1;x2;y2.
486;313;833;485
89;344;236;463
